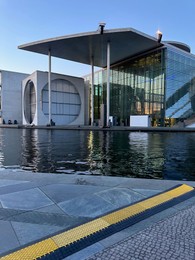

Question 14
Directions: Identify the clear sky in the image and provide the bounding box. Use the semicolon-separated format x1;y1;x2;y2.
1;0;195;77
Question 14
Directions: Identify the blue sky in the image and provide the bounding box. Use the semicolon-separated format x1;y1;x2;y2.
1;0;195;77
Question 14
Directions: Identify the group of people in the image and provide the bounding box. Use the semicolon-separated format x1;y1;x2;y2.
3;119;18;125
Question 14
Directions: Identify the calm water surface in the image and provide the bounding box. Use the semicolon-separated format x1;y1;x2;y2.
0;128;195;181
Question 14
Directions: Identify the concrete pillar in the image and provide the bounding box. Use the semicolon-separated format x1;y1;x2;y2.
107;41;110;126
48;49;51;125
91;57;94;126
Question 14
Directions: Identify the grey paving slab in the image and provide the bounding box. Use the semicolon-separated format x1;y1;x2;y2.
118;178;177;190
35;204;66;215
0;171;194;259
0;208;27;220
58;194;117;218
132;188;161;197
74;176;129;188
0;188;54;210
40;184;108;203
11;221;63;245
7;210;89;228
2;172;80;186
0;182;38;195
65;242;104;260
0;220;20;255
32;176;79;187
96;187;144;207
0;179;29;187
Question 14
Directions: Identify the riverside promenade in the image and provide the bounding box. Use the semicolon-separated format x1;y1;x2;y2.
0;168;194;259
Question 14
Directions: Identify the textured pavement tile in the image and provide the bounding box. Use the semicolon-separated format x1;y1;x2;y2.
88;205;195;260
0;220;20;255
40;184;108;203
11;221;63;245
0;188;54;210
58;194;116;218
96;188;144;207
121;207;179;237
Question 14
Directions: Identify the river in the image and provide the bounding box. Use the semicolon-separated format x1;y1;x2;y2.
0;128;195;181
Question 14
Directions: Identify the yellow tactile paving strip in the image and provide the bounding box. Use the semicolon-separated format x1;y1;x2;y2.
102;203;145;224
52;218;110;247
1;184;194;260
1;238;58;260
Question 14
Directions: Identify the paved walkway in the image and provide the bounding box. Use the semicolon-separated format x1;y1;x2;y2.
87;204;195;260
0;168;194;259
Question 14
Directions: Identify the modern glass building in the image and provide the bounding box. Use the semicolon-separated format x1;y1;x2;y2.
18;26;195;127
85;42;195;127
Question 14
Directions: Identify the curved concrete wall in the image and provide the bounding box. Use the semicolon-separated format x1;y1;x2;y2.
22;71;86;126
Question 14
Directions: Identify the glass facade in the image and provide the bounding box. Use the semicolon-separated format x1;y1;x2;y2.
109;49;165;126
0;72;1;111
85;44;195;127
165;46;195;125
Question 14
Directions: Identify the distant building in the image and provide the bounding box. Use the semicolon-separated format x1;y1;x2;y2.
0;70;29;124
84;41;195;127
18;26;195;127
0;70;88;126
2;27;195;127
22;71;88;126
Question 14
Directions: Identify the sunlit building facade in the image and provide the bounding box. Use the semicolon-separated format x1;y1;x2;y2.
1;27;195;127
0;70;29;124
22;71;87;126
85;42;195;127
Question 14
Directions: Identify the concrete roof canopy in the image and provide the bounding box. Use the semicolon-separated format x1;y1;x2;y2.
18;27;162;68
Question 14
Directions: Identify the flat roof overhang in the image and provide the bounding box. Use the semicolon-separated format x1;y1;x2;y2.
18;28;163;68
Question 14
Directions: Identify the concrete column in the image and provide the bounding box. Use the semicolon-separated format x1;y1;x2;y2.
48;49;51;124
107;41;110;126
91;57;94;126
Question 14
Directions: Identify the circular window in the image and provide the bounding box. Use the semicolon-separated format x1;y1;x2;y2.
24;80;36;124
42;79;81;125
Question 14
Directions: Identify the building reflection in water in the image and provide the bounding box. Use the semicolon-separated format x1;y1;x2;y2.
87;131;165;178
0;128;21;167
0;129;5;167
22;129;44;171
128;132;164;178
0;128;195;180
87;131;113;175
21;129;90;173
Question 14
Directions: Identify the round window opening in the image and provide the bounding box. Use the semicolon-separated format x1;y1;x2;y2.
42;79;81;125
24;80;36;124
